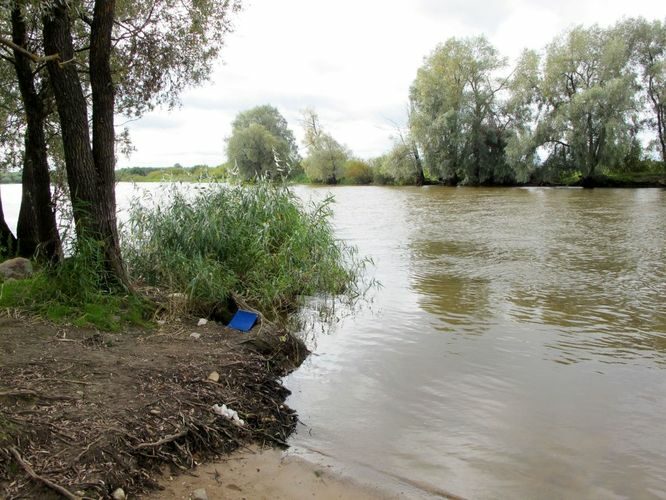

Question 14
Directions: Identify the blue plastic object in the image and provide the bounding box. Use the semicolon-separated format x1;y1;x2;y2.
228;309;258;332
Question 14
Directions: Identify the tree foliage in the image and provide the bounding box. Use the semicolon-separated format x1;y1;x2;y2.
301;109;349;184
226;105;299;180
410;36;512;184
407;19;665;186
621;18;666;162
534;26;640;180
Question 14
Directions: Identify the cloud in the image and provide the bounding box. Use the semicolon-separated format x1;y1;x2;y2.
416;0;510;34
118;0;664;169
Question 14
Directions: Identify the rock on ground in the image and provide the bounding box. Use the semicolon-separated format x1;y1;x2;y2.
192;488;208;500
0;257;33;280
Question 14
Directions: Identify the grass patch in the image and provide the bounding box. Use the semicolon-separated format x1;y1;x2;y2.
123;182;368;319
0;240;154;331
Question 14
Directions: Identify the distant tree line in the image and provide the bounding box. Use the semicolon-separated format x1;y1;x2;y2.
225;18;665;187
398;18;666;186
115;164;230;182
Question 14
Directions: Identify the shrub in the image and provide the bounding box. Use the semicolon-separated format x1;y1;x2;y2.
342;160;373;185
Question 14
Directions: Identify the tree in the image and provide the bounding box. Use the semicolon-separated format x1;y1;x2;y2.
0;5;61;261
383;104;425;185
621;18;666;163
0;0;241;286
409;36;511;185
301;109;349;184
226;105;299;179
9;2;61;261
380;142;424;185
535;26;639;182
0;57;20;256
504;49;542;182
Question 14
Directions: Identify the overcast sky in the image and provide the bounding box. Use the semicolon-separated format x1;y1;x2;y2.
119;0;663;168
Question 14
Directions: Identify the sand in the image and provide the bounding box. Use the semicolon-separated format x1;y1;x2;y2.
145;447;391;500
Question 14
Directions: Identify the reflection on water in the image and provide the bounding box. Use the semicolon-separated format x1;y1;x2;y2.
286;186;666;499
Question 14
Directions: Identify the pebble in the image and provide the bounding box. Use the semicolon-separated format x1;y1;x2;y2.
192;488;208;500
207;371;220;382
190;332;201;340
197;318;208;326
111;487;126;500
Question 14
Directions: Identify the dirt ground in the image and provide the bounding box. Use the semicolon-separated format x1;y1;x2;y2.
0;313;308;499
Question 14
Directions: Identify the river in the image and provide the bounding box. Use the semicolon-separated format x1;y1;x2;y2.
2;183;665;499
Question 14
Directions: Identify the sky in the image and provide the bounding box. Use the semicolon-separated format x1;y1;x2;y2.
119;0;663;168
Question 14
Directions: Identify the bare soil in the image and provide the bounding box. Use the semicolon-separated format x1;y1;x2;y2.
0;313;308;499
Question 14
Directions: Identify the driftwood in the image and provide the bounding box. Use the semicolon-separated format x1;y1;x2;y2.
9;447;80;500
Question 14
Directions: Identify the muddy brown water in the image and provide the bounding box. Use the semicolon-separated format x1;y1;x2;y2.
2;183;665;499
285;186;666;499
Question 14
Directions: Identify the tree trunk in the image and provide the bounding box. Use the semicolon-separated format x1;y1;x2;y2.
648;76;666;163
90;0;127;287
12;4;62;262
43;0;128;288
412;142;425;186
0;188;18;257
16;135;38;258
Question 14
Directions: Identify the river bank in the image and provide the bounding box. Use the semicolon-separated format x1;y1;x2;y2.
0;314;308;499
146;447;390;500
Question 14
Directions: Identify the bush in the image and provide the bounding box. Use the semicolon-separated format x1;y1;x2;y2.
123;182;366;318
342;160;373;185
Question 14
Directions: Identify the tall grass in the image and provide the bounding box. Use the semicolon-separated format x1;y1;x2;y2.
123;182;367;318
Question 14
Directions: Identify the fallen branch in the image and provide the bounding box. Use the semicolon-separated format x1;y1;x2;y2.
134;429;189;450
0;389;77;401
9;446;80;500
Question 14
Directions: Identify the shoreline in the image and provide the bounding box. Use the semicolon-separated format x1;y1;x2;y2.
0;315;310;499
144;447;388;500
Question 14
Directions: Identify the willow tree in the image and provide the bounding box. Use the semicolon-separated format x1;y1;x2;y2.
503;49;542;182
536;26;639;183
621;18;666;162
0;0;240;286
409;36;511;185
226;105;299;180
301;109;349;184
382;104;425;185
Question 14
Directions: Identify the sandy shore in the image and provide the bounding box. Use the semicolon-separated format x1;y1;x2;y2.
145;447;390;500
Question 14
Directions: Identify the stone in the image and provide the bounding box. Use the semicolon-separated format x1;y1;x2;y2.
192;488;208;500
197;318;208;326
111;488;126;500
0;257;33;280
190;332;201;340
207;371;220;382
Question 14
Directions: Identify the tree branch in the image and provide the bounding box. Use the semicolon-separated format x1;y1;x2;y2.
0;37;59;63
